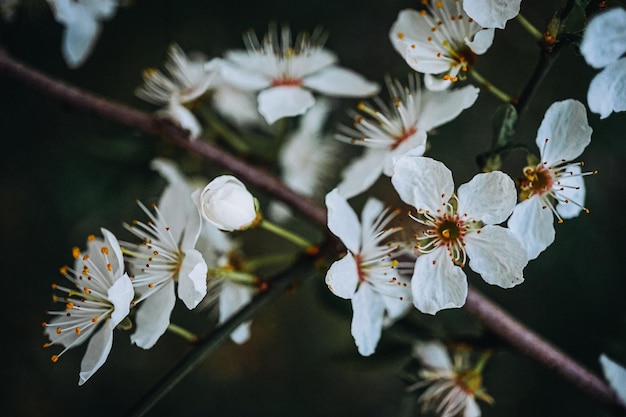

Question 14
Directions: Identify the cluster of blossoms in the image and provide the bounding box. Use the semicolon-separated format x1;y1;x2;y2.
43;159;267;384
38;0;626;416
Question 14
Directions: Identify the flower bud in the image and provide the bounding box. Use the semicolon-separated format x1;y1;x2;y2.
197;175;258;231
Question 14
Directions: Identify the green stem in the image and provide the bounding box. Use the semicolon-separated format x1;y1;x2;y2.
167;323;199;344
241;253;298;272
208;268;257;284
516;13;544;42
468;68;514;104
202;108;251;154
258;219;318;254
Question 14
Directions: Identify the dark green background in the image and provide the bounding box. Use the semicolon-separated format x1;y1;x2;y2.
1;1;625;416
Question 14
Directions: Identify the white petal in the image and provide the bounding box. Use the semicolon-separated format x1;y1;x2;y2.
177;249;208;309
159;102;202;139
62;16;100;68
337;148;386;199
325;253;360;299
412;249;468;315
465;225;527;288
465;28;495;55
389;9;454;75
78;319;115;385
556;164;586;219
351;284;385;356
219;57;272;90
361;197;385;231
302;66;379;97
456;171;516;224
107;273;134;325
419;85;480;132
537;99;592;166
382;291;411;320
424;73;454;91
100;227;124;274
325;188;362;253
391;156;454;213
413;340;453;370
507;197;555;260
580;8;626;69
384;130;428;176
463;397;482;417
463;0;521;29
257;86;315;124
599;354;626;403
219;281;254;344
130;281;176;349
197;175;257;231
587;58;626;119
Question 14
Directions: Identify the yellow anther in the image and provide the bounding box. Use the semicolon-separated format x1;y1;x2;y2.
397;32;404;39
75;327;81;335
72;247;80;259
56;327;62;335
51;355;59;363
87;235;95;241
101;247;109;255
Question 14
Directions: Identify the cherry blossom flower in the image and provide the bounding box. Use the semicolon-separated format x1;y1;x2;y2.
196;175;259;231
325;188;412;356
508;99;594;260
136;43;219;138
219;24;379;124
121;158;208;349
599;354;626;405
580;7;626;119
43;228;134;385
409;340;494;417
389;0;495;91
47;0;117;68
462;0;522;29
392;156;526;314
335;73;479;198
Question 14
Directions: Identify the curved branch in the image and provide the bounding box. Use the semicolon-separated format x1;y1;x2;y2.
1;48;623;414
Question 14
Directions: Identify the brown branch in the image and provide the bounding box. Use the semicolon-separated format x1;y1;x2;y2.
1;48;623;414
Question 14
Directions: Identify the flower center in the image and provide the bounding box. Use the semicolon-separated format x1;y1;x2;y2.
391;126;418;150
518;165;554;200
271;77;303;87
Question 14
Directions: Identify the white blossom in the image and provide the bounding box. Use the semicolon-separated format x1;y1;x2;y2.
335;73;478;198
121;159;208;349
410;340;493;417
580;7;626;118
47;0;117;68
392;156;526;314
389;0;495;91
325;188;411;356
196;175;259;231
220;24;379;124
43;228;134;385
136;44;219;138
508;100;594;260
599;354;626;405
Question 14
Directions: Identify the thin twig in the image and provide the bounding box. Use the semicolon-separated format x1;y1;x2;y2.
1;48;623;414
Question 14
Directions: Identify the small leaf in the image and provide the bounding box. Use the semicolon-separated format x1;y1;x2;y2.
491;103;518;149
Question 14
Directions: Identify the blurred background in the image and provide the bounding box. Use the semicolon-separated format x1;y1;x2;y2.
1;0;626;416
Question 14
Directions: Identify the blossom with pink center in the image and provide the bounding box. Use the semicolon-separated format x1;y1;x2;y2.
220;24;379;124
335;73;478;198
325;188;412;356
392;156;527;314
508;99;594;260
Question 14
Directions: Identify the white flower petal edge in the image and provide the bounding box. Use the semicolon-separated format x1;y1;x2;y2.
326;188;362;253
325;253;360;299
219;280;254;345
412;250;468;315
391;156;454;212
302;66;379;97
351;284;385;356
463;0;522;29
536;99;592;165
177;249;209;309
587;59;626;119
457;171;517;225
508;197;555;261
599;354;626;404
257;86;316;124
130;280;176;349
412;340;453;369
465;226;526;288
580;8;626;69
78;319;115;386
